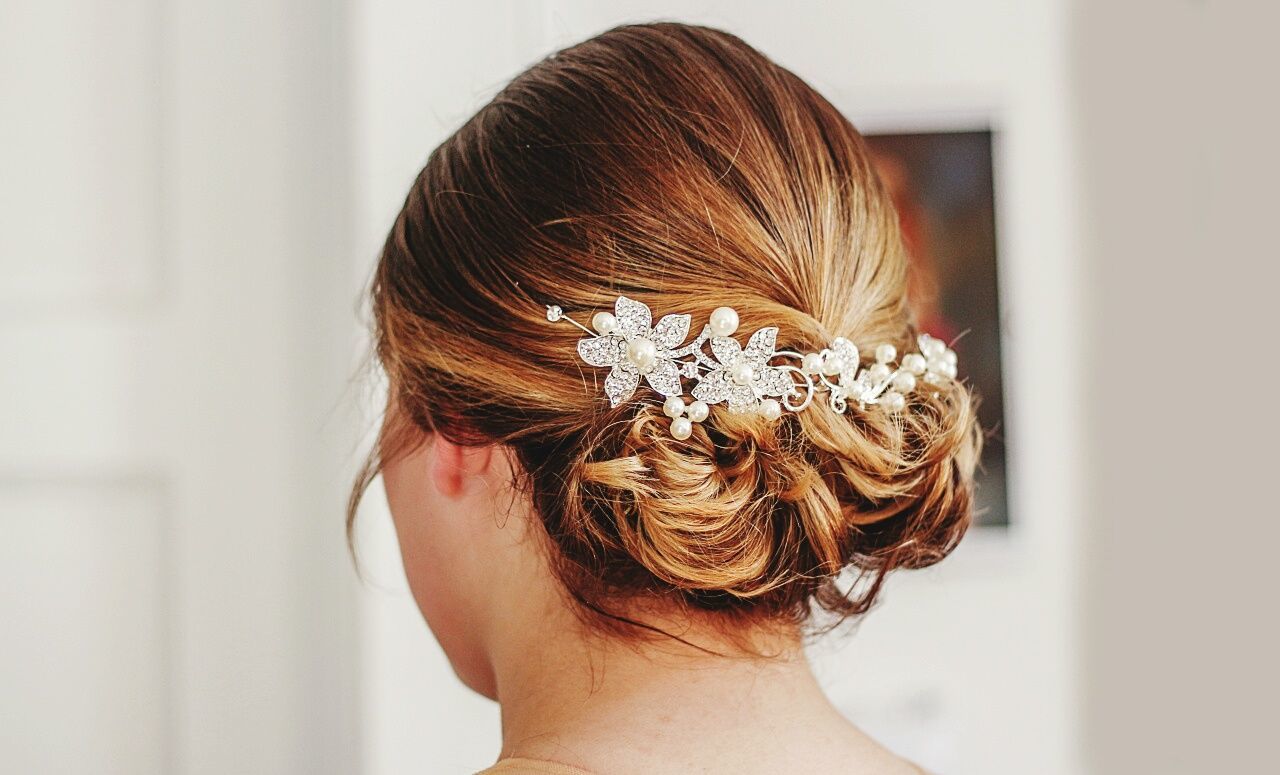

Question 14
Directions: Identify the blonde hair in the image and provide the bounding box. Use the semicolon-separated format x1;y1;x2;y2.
352;22;980;633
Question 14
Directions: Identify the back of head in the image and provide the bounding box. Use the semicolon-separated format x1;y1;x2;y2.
358;22;980;633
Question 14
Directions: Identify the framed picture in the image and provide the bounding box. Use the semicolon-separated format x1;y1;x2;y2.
863;129;1008;527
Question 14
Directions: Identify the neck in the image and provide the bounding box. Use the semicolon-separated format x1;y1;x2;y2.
489;602;858;772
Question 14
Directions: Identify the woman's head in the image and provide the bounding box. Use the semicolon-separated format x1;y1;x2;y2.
356;23;979;686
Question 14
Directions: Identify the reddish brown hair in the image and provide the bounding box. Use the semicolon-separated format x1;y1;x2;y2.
351;23;979;633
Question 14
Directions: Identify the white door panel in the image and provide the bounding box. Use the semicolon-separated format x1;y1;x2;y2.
1;1;358;773
0;481;169;774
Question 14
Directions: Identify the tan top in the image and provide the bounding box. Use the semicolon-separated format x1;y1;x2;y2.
477;755;928;774
476;758;594;775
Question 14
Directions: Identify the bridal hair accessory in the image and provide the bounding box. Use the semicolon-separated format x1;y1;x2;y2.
545;297;958;440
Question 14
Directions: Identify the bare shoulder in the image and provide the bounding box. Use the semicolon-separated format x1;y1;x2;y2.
699;719;929;775
809;720;930;775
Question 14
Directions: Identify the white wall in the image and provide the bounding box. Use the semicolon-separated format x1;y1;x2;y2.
1;2;359;773
353;2;1082;774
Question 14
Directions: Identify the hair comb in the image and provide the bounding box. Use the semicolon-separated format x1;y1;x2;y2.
546;296;957;439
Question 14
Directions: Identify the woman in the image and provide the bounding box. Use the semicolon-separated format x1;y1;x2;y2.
351;22;979;775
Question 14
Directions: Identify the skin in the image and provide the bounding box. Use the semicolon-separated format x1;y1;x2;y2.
382;424;920;774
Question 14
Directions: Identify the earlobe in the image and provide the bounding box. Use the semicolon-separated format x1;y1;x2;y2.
428;438;495;498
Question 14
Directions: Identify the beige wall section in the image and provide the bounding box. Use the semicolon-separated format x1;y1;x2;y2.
1074;2;1277;773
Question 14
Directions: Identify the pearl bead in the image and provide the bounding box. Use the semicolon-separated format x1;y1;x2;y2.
759;398;783;421
891;371;917;392
927;358;957;380
868;363;891;383
592;311;617;335
687;400;709;422
921;335;946;359
801;353;823;374
708;306;739;337
822;355;846;376
626;337;657;373
663;395;686;418
875;343;897;364
880;391;906;412
942;348;958;365
670;416;693;440
902;353;927;375
729;360;754;385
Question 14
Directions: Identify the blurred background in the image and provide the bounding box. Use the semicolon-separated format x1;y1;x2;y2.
1;1;1273;773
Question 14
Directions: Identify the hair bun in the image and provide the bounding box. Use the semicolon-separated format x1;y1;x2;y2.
568;362;979;622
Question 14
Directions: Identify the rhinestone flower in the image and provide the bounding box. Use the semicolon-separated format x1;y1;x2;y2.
575;296;690;406
691;326;791;412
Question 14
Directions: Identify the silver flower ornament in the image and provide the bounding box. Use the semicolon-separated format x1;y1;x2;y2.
575;296;690;406
691;326;792;412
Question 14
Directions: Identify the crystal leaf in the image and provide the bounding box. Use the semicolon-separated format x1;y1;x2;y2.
829;336;858;366
644;359;683;397
726;384;757;412
742;327;778;366
691;369;732;404
650;313;692;350
604;366;640;406
614;296;652;339
709;336;742;366
577;335;625;367
754;366;792;397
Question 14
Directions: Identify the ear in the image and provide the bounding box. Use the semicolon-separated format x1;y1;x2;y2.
428;437;496;499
